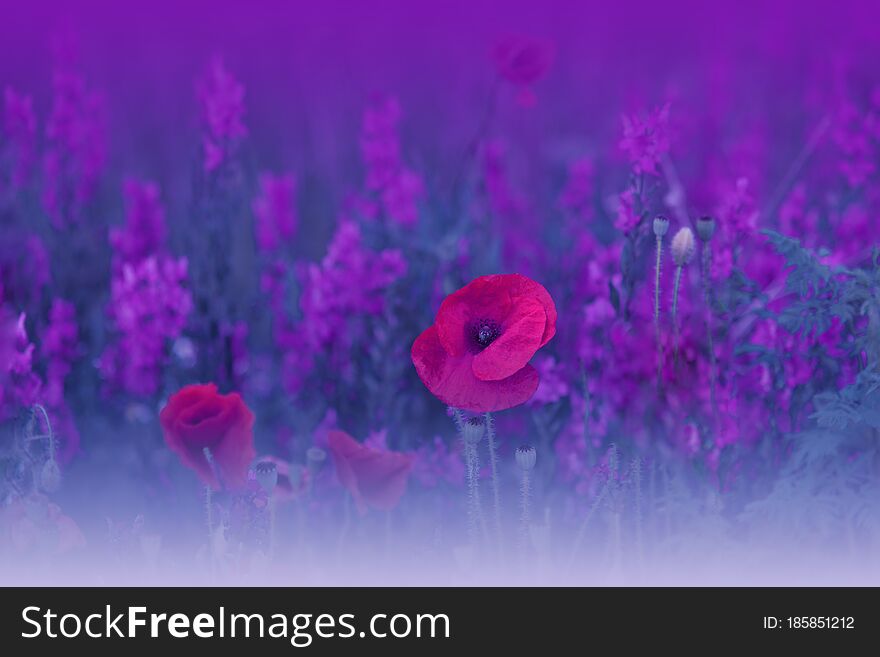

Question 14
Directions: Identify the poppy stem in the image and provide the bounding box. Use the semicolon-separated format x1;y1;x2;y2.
203;447;216;579
632;457;644;572
453;408;489;550
484;412;503;557
204;484;214;578
269;497;277;562
701;244;719;428
519;467;531;563
654;234;664;387
672;264;683;370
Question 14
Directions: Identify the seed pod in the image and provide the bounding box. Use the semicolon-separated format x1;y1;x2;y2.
671;227;696;266
653;215;670;238
515;445;537;471
462;416;486;445
254;460;278;493
696;215;716;242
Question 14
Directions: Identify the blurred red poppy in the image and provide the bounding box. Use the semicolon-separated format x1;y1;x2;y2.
492;35;555;106
327;430;413;514
160;383;255;490
411;274;557;412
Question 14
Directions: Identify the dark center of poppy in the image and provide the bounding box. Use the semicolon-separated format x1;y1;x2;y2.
470;319;501;350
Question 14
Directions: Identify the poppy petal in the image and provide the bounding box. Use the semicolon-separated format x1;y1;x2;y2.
472;296;546;381
436;275;513;356
412;325;539;412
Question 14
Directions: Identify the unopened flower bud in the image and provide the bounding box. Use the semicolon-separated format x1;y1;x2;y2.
671;227;696;266
254;460;278;493
653;215;670;238
40;459;62;493
462;416;485;445
306;447;326;475
696;215;716;242
515;445;537;471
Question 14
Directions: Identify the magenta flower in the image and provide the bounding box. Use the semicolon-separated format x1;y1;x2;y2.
412;274;557;412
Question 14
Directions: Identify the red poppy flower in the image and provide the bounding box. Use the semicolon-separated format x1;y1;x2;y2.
327;430;414;514
160;383;255;490
492;35;555;106
411;274;557;412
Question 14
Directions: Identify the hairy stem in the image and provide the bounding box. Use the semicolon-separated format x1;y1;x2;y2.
454;408;488;548
484;412;503;556
672;264;683;370
701;245;718;426
655;235;664;387
519;468;531;559
632;457;644;569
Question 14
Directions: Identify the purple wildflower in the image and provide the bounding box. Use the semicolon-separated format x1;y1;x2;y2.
614;188;641;233
3;87;37;191
279;221;406;394
41;298;79;408
110;179;167;270
619;103;671;176
99;256;192;397
0;234;50;309
559;156;595;221
530;355;570;406
197;57;247;173
253;173;297;252
42;70;107;228
360;96;424;226
832;99;876;188
0;308;41;422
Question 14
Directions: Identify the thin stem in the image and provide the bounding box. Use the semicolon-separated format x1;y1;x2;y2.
268;497;276;561
701;245;718;426
484;412;503;556
672;264;683;370
454;408;488;549
519;468;531;558
205;485;214;578
632;457;644;570
655;235;664;387
464;441;490;548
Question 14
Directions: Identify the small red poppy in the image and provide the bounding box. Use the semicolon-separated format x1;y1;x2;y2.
327;430;414;514
160;383;256;490
411;273;557;412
